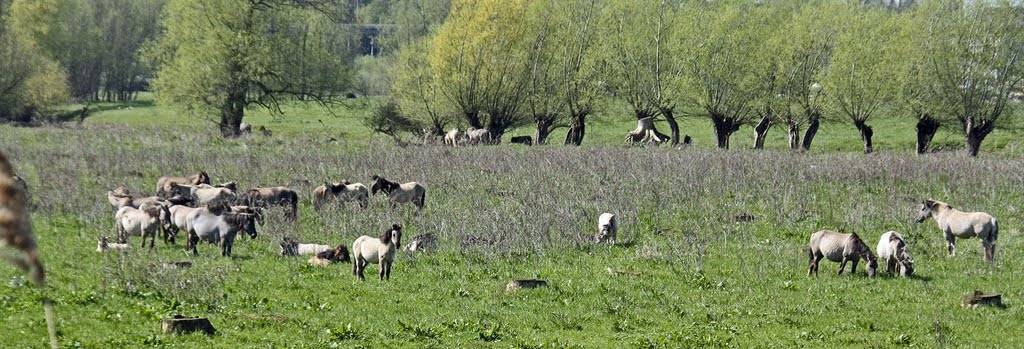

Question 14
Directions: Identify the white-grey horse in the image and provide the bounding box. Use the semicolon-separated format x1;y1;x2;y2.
916;199;998;261
597;213;618;244
115;203;172;249
807;230;878;277
877;231;914;277
186;209;257;257
352;224;402;281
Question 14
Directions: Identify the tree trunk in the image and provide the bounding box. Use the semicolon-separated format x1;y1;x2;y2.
963;118;994;157
661;108;680;146
787;122;801;150
853;119;873;154
710;112;740;149
564;112;587;146
626;116;669;144
915;115;940;154
801;111;820;151
465;110;482;129
753;113;772;150
219;84;246;138
535;115;555;145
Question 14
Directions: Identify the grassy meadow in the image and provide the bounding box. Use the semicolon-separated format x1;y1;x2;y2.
3;102;1024;348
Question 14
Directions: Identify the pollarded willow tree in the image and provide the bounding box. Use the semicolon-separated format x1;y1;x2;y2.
145;0;354;137
1;0;69;121
821;6;901;154
893;6;946;154
920;0;1024;157
675;0;777;149
774;2;840;151
600;0;681;145
392;38;448;135
428;0;535;142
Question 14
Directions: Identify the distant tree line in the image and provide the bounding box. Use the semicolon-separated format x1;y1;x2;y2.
1;0;1022;156
387;0;1023;156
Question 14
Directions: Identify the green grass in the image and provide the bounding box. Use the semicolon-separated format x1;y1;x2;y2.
3;108;1024;348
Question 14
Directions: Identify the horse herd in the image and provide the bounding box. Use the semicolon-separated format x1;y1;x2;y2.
100;171;426;281
64;166;1007;282
808;199;999;278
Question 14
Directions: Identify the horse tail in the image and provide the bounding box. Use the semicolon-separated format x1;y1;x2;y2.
351;239;361;276
290;192;299;219
991;217;999;242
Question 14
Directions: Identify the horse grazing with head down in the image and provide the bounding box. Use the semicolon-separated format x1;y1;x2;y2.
916;199;998;261
156;171;210;198
241;186;299;220
596;213;618;244
115;203;172;249
352;224;402;281
370;176;425;210
807;230;877;278
877;231;914;277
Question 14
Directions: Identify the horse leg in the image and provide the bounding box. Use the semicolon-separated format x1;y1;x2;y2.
386;260;392;280
887;257;897;275
945;232;956;257
379;258;386;281
838;257;847;275
850;258;859;276
983;239;995;261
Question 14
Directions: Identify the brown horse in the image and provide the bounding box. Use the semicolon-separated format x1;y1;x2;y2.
241;186;299;220
807;230;877;277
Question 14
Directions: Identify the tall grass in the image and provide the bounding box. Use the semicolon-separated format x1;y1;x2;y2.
1;124;1022;347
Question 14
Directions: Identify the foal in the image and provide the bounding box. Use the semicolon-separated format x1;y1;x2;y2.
352;224;403;281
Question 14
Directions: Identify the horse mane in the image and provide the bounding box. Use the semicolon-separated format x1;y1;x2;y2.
224;212;252;227
379;228;392;244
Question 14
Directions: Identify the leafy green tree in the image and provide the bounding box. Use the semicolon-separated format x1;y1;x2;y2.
428;0;534;142
600;0;681;145
919;0;1024;156
892;7;945;154
144;0;353;137
392;37;448;135
675;0;779;149
771;2;840;151
821;5;900;154
1;0;69;121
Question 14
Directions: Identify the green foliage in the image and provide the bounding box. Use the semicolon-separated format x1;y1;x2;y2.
144;0;355;136
364;99;421;142
0;0;68;121
821;6;901;124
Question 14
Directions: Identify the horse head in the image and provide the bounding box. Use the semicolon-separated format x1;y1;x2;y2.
335;245;351;263
230;213;258;239
916;200;937;223
370;175;389;195
195;171;211;185
383;224;402;249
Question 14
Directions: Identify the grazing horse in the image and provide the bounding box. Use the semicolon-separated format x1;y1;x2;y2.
241;186;299;220
96;236;129;253
312;181;369;209
156;171;210;197
370;175;425;210
597;213;618;244
169;203;243;240
916;199;998;261
877;231;914;277
444;128;461;146
186;210;258;257
807;230;877;277
115;203;171;249
352;224;403;281
279;237;332;256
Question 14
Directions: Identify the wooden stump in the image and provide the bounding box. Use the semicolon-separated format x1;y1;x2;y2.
162;315;216;335
505;279;548;292
962;291;1003;308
